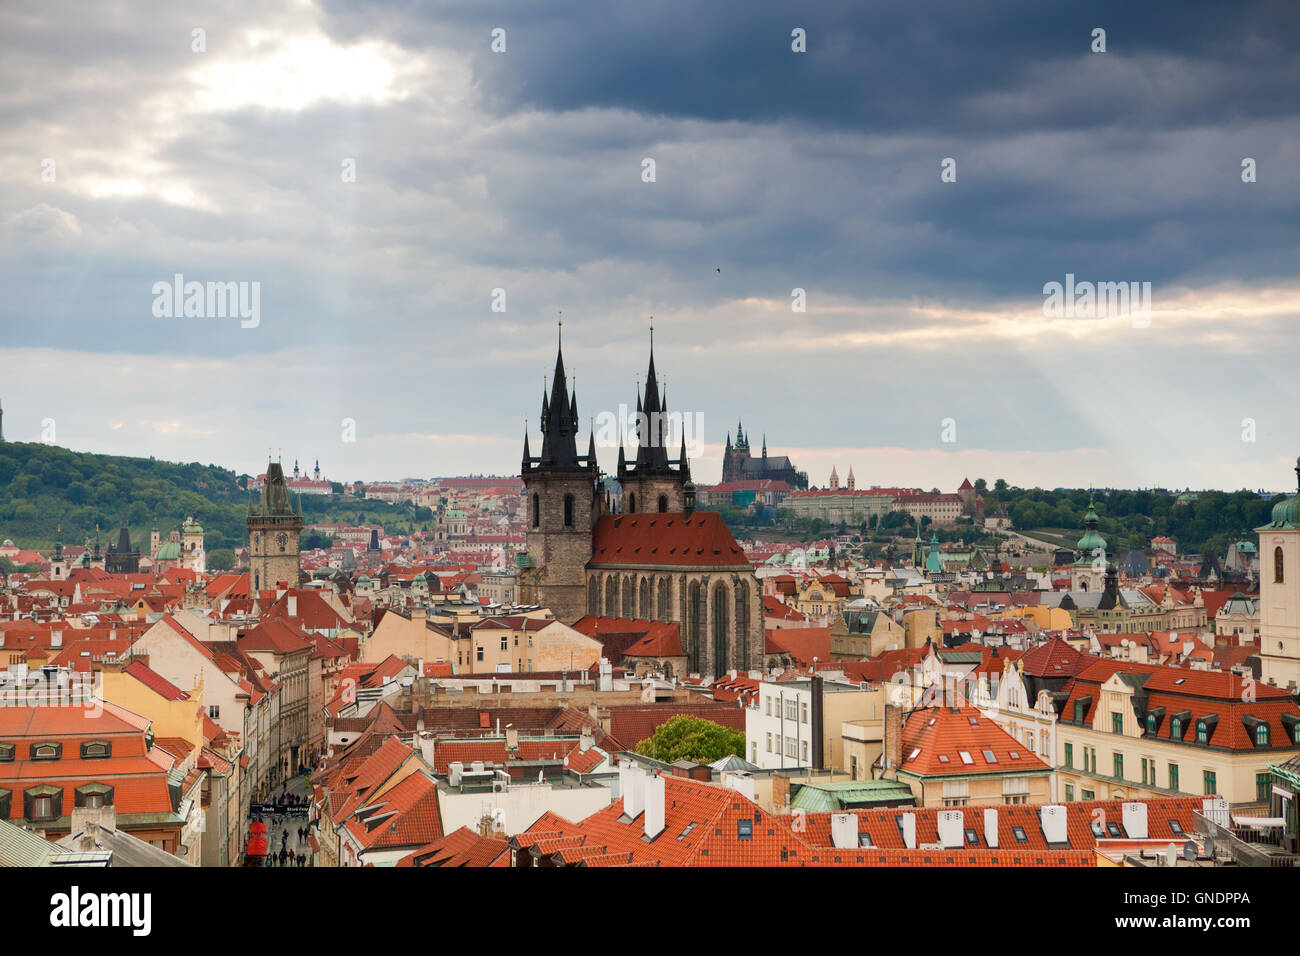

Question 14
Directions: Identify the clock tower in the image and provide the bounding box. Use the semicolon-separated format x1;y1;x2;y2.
247;460;302;592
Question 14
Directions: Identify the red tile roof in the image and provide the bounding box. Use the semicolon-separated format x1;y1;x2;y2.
590;513;750;569
900;705;1052;777
124;659;189;701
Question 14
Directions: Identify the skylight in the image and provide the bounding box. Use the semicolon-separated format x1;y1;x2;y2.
982;750;997;763
959;751;974;765
908;747;921;761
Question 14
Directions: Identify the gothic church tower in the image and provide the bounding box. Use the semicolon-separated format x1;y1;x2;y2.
518;326;602;622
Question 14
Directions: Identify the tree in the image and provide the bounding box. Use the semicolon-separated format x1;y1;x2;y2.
207;549;236;571
633;714;745;764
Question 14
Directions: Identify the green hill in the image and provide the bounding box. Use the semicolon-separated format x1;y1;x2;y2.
0;442;428;561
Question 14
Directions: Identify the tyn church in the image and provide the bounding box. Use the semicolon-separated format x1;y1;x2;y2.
518;329;764;678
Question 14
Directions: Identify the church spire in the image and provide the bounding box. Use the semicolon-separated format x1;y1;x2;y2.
538;322;580;468
634;324;671;473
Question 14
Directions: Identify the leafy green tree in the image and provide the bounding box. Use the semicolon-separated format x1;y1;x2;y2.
633;714;745;764
207;549;236;571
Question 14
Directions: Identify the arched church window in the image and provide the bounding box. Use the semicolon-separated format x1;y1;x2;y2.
627;493;636;514
658;495;668;513
532;494;539;528
564;494;574;528
1275;546;1284;584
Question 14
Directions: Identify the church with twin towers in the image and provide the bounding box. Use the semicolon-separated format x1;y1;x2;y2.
518;327;764;679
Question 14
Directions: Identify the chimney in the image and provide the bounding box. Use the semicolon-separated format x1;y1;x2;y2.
810;675;825;770
882;703;903;774
287;594;298;618
830;812;858;849
51;629;63;649
983;807;999;848
937;809;963;849
1122;802;1149;840
644;773;665;839
900;812;917;849
1041;805;1067;844
621;764;646;817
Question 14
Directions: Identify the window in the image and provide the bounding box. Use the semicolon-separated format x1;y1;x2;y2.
1203;769;1217;795
737;820;753;841
766;698;772;716
1275;546;1284;584
1003;794;1027;805
29;742;62;761
1146;713;1156;733
1196;721;1208;744
1112;712;1123;734
563;494;574;528
1063;743;1073;769
1064;784;1074;801
531;493;539;527
766;732;772;753
801;702;809;724
982;750;998;764
959;751;974;765
785;738;796;758
24;785;61;822
801;741;809;762
75;784;113;809
627;493;636;513
1011;826;1028;842
1255;723;1270;747
476;646;484;662
1168;819;1183;836
1170;718;1182;739
1113;753;1124;780
1257;773;1271;803
80;741;111;760
1081;789;1095;801
0;743;13;763
1169;763;1180;791
658;495;668;513
208;705;220;720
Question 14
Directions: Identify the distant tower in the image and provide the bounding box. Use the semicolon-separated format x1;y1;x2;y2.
293;459;300;479
247;460;302;592
1258;457;1300;692
1070;494;1108;593
829;466;840;491
518;325;601;622
313;458;321;482
847;467;856;492
182;516;206;572
105;526;140;574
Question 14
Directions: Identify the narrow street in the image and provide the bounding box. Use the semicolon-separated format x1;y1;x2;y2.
255;774;314;868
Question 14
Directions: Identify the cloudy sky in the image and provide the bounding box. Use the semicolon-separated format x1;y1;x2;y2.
2;0;1298;491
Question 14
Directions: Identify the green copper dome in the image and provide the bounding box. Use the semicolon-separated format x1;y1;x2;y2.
1076;495;1107;556
155;541;182;560
1261;457;1300;530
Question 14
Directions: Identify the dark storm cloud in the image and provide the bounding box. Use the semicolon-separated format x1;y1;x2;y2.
318;0;1300;132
